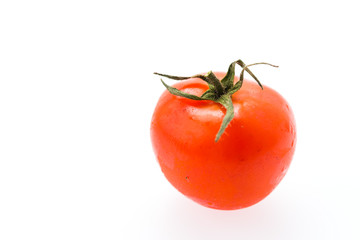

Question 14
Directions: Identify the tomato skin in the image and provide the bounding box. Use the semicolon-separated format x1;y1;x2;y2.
151;72;296;210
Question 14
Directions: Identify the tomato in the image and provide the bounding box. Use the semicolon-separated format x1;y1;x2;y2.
151;60;296;210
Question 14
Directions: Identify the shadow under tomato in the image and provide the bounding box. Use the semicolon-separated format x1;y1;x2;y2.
152;194;295;240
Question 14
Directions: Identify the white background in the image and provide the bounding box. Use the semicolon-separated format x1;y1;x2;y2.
0;0;359;239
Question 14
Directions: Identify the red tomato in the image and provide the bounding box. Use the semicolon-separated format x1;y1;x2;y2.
151;69;296;210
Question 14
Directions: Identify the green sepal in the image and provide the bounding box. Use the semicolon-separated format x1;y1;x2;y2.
215;94;234;142
236;60;264;89
155;71;224;99
221;61;236;91
204;71;224;97
161;79;204;100
154;72;211;85
228;75;244;95
201;89;217;100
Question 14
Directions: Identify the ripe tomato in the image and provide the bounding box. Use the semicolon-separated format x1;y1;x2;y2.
151;61;296;210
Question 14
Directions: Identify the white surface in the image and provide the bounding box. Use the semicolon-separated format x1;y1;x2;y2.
0;0;359;239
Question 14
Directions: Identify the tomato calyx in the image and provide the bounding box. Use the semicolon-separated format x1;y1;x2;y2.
154;59;278;142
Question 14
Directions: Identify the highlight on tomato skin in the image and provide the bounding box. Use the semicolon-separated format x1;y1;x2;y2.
151;60;296;210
